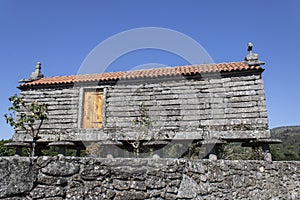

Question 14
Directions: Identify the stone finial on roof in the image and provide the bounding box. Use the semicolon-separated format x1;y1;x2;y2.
19;62;44;83
244;42;265;66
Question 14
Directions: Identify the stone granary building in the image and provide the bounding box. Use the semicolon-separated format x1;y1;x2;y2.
11;43;279;160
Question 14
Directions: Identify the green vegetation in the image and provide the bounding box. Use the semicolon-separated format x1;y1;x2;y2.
4;94;48;156
0;140;85;157
41;146;85;157
217;144;264;160
0;139;15;156
130;103;152;156
216;126;299;161
270;126;300;161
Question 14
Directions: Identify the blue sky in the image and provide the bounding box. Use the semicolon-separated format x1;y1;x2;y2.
0;0;299;139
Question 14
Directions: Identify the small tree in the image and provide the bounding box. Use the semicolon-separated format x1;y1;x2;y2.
4;94;48;157
130;103;152;156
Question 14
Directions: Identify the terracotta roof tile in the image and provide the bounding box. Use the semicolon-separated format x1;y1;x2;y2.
20;62;262;87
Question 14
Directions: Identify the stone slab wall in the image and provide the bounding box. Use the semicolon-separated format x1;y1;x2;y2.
105;74;269;140
0;157;298;199
15;87;80;141
15;71;270;142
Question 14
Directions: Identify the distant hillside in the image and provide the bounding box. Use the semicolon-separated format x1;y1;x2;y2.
270;126;300;161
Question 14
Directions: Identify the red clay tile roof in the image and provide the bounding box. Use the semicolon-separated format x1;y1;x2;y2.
20;62;262;87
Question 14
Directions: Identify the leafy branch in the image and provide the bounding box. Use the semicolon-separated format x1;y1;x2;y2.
4;94;48;156
130;103;154;156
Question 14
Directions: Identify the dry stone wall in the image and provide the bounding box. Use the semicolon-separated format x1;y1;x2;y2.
0;157;299;199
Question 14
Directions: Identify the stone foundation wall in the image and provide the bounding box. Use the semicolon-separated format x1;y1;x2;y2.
0;157;299;199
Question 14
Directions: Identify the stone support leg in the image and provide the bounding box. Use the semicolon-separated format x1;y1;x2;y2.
262;144;272;162
208;145;218;160
15;147;23;156
252;146;259;160
76;149;81;157
58;146;66;156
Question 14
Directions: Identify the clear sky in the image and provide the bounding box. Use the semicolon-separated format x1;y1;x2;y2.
0;0;299;139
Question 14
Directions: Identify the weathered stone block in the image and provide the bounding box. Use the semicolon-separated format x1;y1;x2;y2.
177;174;198;198
0;157;37;198
113;180;131;190
41;160;79;176
30;185;65;199
37;173;68;186
145;177;166;189
81;166;109;181
114;191;147;200
130;180;147;191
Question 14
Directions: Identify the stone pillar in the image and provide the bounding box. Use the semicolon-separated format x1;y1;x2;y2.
155;148;164;158
252;146;259;160
35;146;43;156
76;148;81;157
262;144;272;162
208;145;218;160
58;146;66;155
48;141;75;156
104;145;114;158
201;140;226;160
116;146;124;158
4;142;31;157
15;147;23;156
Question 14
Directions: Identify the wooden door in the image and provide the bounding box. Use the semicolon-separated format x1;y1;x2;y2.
82;91;103;128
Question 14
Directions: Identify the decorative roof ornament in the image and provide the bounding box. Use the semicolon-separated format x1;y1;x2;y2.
244;42;265;66
19;62;44;83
